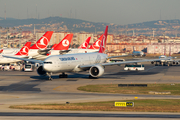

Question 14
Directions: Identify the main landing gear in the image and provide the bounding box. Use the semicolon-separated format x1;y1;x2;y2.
89;75;97;79
59;72;68;78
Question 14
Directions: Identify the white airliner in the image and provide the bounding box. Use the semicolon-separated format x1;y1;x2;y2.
0;42;31;64
3;26;168;80
151;55;179;66
132;51;145;57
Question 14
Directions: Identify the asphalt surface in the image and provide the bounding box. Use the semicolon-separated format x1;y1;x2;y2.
0;63;180;119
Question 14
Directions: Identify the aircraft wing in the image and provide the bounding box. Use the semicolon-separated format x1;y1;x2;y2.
38;49;51;55
59;50;71;54
108;54;131;59
79;58;170;68
2;55;44;64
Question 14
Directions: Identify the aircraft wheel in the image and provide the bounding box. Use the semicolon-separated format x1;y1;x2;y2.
89;75;97;79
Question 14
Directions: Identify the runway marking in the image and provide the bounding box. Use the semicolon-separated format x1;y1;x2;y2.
53;86;61;91
144;66;158;72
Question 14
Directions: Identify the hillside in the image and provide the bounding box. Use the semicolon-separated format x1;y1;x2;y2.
0;17;180;36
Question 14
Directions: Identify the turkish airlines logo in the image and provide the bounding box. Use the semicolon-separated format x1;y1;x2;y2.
19;46;29;55
101;35;106;49
95;39;101;47
36;36;49;49
62;39;69;47
80;42;88;48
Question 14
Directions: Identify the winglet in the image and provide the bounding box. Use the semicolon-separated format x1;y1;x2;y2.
53;34;73;50
98;26;108;53
89;34;103;49
30;31;53;50
78;37;91;49
15;42;31;56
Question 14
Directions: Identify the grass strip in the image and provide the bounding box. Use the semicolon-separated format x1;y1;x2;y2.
77;84;180;95
10;99;180;112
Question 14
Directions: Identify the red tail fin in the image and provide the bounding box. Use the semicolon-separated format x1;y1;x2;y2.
51;44;57;49
15;42;31;56
30;31;53;50
78;37;91;49
53;34;73;50
89;34;103;49
0;49;3;53
99;26;108;53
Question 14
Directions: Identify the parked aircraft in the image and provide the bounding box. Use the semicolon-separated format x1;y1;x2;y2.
151;55;179;66
0;42;31;64
132;51;145;57
3;26;168;80
132;46;145;57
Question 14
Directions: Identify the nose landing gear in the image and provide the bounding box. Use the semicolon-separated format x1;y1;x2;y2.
47;72;52;80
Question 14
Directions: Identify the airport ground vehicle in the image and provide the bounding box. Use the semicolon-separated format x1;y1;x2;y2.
23;64;34;72
124;64;145;71
1;65;10;71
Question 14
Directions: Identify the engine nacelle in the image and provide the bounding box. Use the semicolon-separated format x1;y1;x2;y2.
151;61;154;64
89;65;104;77
37;66;47;76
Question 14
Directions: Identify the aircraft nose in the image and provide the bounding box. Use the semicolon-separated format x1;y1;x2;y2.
43;61;53;72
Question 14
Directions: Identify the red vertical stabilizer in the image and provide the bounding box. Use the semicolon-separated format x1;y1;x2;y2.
30;31;53;50
89;34;103;49
98;26;108;53
53;34;73;50
15;42;31;56
78;37;91;49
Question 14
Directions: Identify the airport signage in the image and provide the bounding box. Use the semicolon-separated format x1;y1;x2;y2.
115;102;134;107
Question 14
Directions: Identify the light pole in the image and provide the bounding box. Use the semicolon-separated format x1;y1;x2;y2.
0;26;2;48
6;27;9;48
18;28;22;48
12;27;15;48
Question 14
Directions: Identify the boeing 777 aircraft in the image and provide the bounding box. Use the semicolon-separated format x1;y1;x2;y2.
0;42;31;64
3;26;169;80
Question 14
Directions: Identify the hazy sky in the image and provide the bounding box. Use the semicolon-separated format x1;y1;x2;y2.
0;0;180;25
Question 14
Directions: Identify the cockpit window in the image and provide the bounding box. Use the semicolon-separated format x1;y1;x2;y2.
44;62;52;64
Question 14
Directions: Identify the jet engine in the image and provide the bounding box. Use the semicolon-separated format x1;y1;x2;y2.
37;66;47;76
89;65;104;77
151;61;154;64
